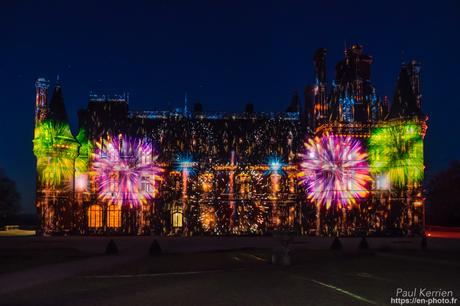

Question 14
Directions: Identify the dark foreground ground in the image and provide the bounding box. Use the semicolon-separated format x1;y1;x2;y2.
0;236;459;306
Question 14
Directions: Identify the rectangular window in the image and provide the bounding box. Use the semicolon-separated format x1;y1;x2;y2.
107;205;121;228
88;205;102;228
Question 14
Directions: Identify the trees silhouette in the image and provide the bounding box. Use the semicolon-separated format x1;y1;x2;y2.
0;169;21;226
426;161;460;226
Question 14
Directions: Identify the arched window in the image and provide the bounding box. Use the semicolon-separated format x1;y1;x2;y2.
107;204;121;228
171;207;183;228
88;205;102;228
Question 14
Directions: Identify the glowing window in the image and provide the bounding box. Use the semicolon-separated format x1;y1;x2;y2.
172;208;183;228
88;205;102;228
107;204;121;228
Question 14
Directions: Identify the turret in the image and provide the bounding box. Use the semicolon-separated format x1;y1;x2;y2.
34;78;49;125
33;78;79;234
388;64;424;120
331;44;376;123
312;48;328;124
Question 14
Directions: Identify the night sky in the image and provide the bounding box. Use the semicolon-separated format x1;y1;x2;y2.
1;0;459;213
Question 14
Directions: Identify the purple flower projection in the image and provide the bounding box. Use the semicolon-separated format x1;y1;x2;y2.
299;134;371;209
92;135;161;208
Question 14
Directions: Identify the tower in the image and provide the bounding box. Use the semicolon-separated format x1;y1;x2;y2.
33;78;80;234
405;60;422;110
313;48;328;124
388;64;424;120
330;44;376;123
382;63;427;233
34;78;49;126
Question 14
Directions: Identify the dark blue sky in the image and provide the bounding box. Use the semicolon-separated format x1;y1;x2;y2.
0;0;459;213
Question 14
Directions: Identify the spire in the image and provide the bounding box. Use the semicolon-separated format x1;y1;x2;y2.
388;66;423;120
313;48;327;84
47;80;70;124
303;85;315;127
286;91;300;113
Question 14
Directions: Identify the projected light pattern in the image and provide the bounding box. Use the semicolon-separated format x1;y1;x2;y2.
341;96;355;123
299;134;371;209
33;119;79;188
200;206;216;232
368;122;424;187
75;128;93;192
175;154;195;175
92;135;160;207
267;156;284;174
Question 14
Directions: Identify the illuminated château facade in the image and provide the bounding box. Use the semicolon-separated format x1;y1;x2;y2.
33;45;427;236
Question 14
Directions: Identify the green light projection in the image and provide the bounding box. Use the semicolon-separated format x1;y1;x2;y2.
33;120;79;189
368;121;424;188
75;128;92;173
75;128;92;191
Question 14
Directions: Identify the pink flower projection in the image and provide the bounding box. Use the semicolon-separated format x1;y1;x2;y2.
299;134;371;209
92;135;161;208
